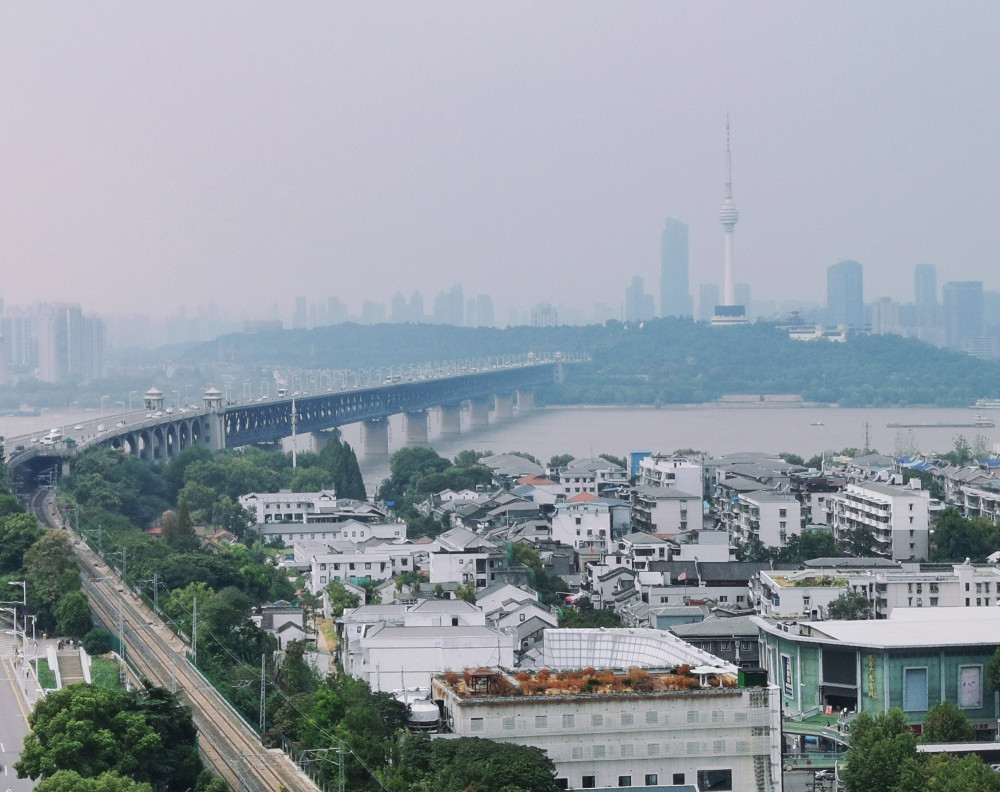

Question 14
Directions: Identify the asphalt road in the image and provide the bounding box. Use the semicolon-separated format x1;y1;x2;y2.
0;639;36;791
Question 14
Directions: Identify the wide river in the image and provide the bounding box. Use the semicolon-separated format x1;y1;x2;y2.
5;404;995;494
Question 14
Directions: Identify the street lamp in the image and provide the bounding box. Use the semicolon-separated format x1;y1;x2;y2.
172;390;180;409
116;401;125;424
8;580;26;606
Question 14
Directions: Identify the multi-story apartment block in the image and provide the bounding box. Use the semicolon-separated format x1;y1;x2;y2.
636;455;704;497
721;490;801;551
427;527;510;589
827;482;930;560
960;484;1000;524
431;630;781;792
552;457;629;498
631;484;701;534
550;498;629;555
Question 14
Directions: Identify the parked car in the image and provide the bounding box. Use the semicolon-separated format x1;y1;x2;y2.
814;769;835;781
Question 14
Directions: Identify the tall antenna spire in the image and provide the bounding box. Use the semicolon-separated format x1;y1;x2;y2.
725;113;733;200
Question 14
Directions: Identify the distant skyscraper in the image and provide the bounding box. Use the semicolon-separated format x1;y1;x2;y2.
712;119;748;326
292;296;307;329
943;281;984;351
474;294;495;327
433;284;464;326
699;284;720;322
390;292;408;323
408;291;424;322
915;264;937;306
625;276;655;323
826;260;864;327
659;218;692;317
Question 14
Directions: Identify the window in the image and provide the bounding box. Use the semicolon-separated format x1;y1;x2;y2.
779;508;787;518
591;714;603;726
562;714;574;728
618;777;632;788
571;747;583;760
502;717;515;731
470;718;484;732
535;715;547;728
620;713;633;726
697;769;733;790
647;743;659;756
903;667;928;711
672;774;686;785
646;710;658;724
645;775;658;786
592;745;605;759
620;744;633;757
575;517;582;525
581;776;596;789
555;780;568;790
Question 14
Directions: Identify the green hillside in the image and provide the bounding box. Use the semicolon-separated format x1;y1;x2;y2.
172;318;1000;408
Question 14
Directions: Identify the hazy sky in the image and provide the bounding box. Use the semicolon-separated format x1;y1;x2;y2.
2;3;999;321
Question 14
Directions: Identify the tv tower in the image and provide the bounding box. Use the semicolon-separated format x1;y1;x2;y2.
712;117;748;326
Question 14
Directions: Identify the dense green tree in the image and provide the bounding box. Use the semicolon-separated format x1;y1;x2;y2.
33;770;154;792
0;511;43;573
82;628;114;655
176;481;216;523
325;581;361;617
16;685;160;786
454;584;477;604
454;449;494;468
932;508;997;562
847;526;879;557
55;590;92;638
776;529;840;563
560;608;623;628
919;699;975;743
393;735;561;792
826;589;871;620
547;454;574;468
895;752;1000;792
23;531;82;632
841;708;916;792
599;452;627;469
276;639;320;695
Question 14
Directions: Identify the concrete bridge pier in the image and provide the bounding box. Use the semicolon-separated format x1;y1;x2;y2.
468;399;491;430
516;389;535;412
362;418;390;458
494;393;514;420
404;411;429;445
310;431;336;453
439;404;462;437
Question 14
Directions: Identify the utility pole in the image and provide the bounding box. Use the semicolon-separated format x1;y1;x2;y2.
259;653;266;735
192;596;197;665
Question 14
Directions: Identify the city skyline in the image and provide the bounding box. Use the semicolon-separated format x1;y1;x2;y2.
2;4;1000;321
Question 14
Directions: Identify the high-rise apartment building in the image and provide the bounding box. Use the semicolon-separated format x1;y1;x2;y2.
625;276;655;323
943;281;984;351
826;259;864;328
914;264;937;306
34;303;105;383
659;218;692;317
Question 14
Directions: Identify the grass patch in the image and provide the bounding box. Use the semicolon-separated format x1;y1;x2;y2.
35;658;57;690
317;618;338;651
90;657;123;690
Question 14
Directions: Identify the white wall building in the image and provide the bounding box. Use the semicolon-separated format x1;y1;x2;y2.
723;491;801;551
637;455;704;497
631;485;701;534
828;482;930;560
431;629;780;792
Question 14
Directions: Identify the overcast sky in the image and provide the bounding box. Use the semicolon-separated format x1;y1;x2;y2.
1;3;998;322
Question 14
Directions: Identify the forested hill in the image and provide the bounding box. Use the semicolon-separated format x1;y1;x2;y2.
173;318;1000;407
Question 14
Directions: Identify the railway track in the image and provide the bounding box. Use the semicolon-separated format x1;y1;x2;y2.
33;489;320;792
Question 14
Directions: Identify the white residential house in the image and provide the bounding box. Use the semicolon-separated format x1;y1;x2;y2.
239;490;388;525
616;532;674;570
671;530;734;563
261;517;407;546
428;527;509;589
550;497;629;556
339;601;512;691
827;481;930;561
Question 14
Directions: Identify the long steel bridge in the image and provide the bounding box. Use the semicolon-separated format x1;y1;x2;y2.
6;360;560;481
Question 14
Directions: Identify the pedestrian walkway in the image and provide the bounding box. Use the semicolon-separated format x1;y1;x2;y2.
57;649;86;686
